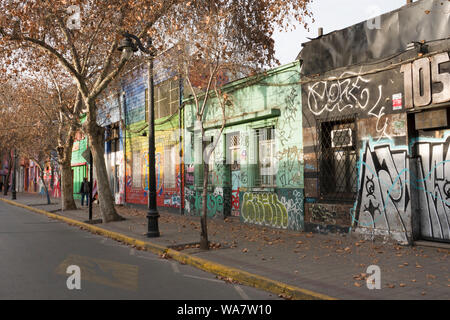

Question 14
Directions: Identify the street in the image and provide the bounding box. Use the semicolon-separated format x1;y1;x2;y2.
0;201;277;300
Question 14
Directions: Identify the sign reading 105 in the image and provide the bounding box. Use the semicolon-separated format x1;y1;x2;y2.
400;52;450;108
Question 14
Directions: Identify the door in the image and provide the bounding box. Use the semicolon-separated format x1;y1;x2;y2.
72;165;87;200
416;129;450;242
228;133;241;217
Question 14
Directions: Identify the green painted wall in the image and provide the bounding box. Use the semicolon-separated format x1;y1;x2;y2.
71;115;89;199
184;62;304;230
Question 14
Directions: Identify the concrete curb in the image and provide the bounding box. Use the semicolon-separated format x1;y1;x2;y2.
0;198;336;300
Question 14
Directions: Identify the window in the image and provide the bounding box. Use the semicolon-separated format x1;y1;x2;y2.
256;127;276;187
319;118;357;200
155;79;180;119
228;133;240;171
132;152;142;188
163;145;177;188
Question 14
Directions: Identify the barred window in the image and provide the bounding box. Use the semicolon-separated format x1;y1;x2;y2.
132;152;142;188
319;118;357;200
164;145;177;188
256;127;276;187
154;79;180;119
228;133;240;171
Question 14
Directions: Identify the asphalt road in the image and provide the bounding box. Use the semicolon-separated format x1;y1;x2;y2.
0;201;277;300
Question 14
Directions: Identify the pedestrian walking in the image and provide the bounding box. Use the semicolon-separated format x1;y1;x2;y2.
80;177;90;207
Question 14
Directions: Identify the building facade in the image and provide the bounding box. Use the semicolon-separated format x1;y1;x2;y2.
299;0;450;244
96;60;183;211
184;62;304;230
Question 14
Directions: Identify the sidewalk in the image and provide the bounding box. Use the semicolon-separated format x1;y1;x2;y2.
1;192;449;300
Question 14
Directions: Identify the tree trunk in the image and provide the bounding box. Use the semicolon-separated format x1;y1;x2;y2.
200;162;210;250
60;159;76;210
200;125;209;250
57;136;77;210
88;121;122;222
3;152;12;196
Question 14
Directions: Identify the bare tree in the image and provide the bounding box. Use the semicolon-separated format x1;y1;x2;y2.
0;0;312;223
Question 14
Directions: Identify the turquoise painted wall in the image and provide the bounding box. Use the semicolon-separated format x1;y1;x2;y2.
184;62;304;230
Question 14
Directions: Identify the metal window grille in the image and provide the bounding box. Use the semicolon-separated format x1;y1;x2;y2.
229;134;240;171
256;127;276;187
155;79;180;119
318;118;358;201
163;145;176;188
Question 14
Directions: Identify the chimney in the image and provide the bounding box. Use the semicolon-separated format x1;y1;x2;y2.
318;27;323;37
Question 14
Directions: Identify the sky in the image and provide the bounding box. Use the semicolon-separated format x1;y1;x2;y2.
273;0;409;65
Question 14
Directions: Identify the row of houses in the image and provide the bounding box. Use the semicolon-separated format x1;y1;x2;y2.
0;152;59;198
3;0;449;245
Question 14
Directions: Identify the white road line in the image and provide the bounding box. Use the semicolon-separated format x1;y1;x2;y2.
171;261;180;273
233;285;250;300
183;274;223;284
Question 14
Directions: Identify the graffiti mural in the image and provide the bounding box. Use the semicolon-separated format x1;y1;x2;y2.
310;204;337;225
355;141;410;240
415;136;450;241
125;130;182;208
306;72;390;141
279;189;304;231
241;192;288;228
354;133;450;243
184;186;224;217
276;146;303;188
231;171;240;216
278;88;299;147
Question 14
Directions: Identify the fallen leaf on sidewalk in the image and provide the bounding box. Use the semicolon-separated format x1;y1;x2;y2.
354;282;362;287
242;248;248;253
399;283;406;287
386;283;395;288
278;293;293;300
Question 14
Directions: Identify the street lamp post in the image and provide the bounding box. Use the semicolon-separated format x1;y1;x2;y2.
118;33;160;238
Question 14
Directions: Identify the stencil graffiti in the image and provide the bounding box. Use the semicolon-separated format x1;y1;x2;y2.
241;192;288;228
